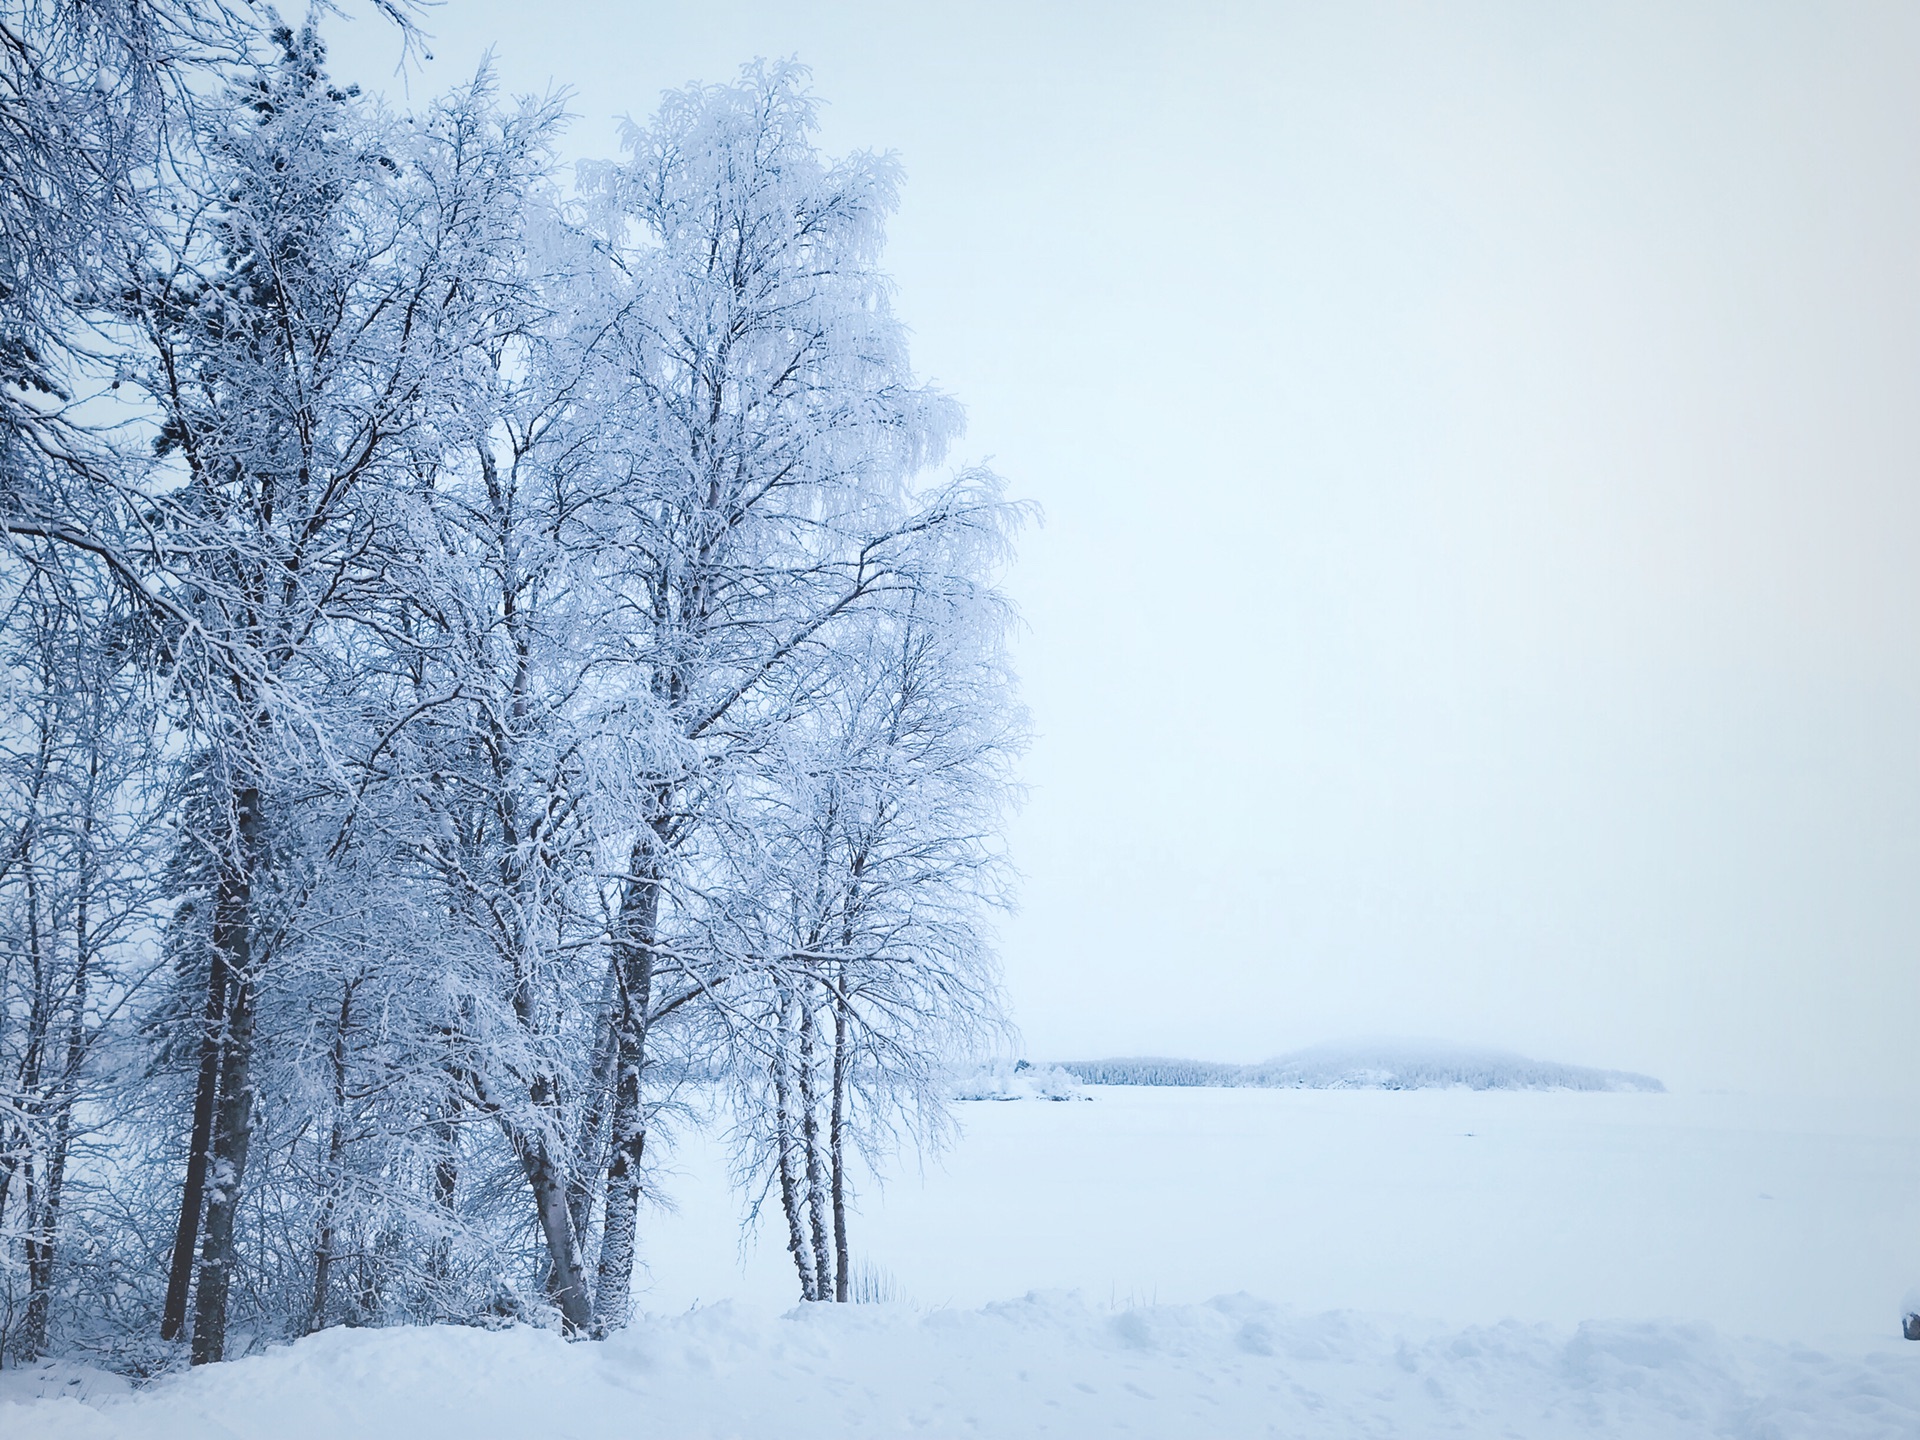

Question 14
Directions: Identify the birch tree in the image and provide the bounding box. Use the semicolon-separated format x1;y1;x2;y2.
568;60;969;1330
724;481;1022;1301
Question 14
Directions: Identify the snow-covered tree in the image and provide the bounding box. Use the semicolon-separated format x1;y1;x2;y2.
720;479;1023;1301
0;19;1024;1359
0;549;170;1358
566;60;982;1329
110;27;556;1361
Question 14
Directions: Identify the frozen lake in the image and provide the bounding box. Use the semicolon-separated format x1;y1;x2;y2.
635;1085;1920;1349
15;1085;1920;1439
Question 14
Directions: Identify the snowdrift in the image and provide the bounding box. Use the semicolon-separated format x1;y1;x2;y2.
5;1293;1915;1439
1062;1039;1665;1092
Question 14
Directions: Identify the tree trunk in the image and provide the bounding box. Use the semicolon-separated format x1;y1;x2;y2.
592;834;661;1333
498;1001;593;1334
517;1128;593;1333
306;1187;339;1335
423;1063;462;1316
190;964;254;1365
771;994;816;1300
798;998;833;1302
305;981;356;1335
20;848;93;1358
19;1163;45;1351
161;933;226;1343
0;808;43;1250
16;824;55;1353
21;1125;64;1354
589;1083;643;1332
567;959;620;1261
189;780;264;1365
425;1094;459;1309
830;975;850;1304
490;842;595;1333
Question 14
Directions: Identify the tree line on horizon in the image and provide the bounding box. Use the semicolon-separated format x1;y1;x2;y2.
1056;1048;1664;1092
0;1;1021;1367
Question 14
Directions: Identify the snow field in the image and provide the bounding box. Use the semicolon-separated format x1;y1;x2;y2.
639;1086;1920;1350
7;1084;1916;1437
6;1292;1918;1439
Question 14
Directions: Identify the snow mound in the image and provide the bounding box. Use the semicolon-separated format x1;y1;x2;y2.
951;1058;1090;1101
4;1294;1914;1439
1062;1039;1665;1092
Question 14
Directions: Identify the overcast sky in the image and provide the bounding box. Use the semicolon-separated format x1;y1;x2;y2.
332;1;1920;1096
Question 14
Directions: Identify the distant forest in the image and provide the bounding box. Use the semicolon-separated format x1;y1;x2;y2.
1058;1045;1665;1093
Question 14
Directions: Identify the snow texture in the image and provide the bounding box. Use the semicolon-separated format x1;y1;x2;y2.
1061;1038;1665;1091
4;1293;1916;1439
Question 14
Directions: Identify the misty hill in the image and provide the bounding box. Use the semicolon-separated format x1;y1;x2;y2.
1058;1041;1665;1093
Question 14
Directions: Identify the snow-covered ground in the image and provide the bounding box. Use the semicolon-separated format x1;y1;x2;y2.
643;1086;1920;1349
8;1294;1918;1439
8;1086;1917;1437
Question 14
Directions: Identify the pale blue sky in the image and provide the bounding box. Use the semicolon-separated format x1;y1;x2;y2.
333;1;1920;1095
